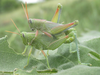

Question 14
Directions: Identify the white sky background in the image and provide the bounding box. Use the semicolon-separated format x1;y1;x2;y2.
20;0;44;3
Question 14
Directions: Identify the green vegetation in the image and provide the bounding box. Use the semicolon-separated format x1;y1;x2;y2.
1;32;100;75
0;0;100;75
1;0;100;52
0;0;22;13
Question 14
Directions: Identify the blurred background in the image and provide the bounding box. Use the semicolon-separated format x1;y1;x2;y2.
0;0;100;53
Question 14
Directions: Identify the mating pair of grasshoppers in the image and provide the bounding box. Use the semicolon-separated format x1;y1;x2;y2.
6;2;91;68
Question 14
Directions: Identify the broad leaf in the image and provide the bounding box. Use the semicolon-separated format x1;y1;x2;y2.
52;65;100;75
0;36;41;72
1;31;100;75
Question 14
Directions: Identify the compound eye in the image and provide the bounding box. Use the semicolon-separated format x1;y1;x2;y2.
22;34;25;38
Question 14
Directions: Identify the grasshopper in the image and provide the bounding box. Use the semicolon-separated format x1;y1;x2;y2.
6;19;77;68
6;19;91;69
6;3;91;68
22;3;91;66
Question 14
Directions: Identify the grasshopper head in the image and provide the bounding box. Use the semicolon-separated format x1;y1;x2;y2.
28;19;37;31
28;19;46;31
28;19;35;31
20;32;36;45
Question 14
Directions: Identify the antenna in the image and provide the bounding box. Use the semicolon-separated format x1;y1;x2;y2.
22;2;31;28
5;31;20;35
11;19;20;33
22;3;29;21
25;2;29;20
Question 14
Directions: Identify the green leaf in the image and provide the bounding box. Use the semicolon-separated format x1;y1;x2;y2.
1;31;100;75
0;36;57;74
0;36;41;72
52;65;100;75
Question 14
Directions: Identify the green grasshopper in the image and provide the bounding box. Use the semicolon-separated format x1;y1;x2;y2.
6;19;91;69
6;19;76;68
22;3;78;38
6;3;91;68
22;3;91;66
